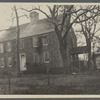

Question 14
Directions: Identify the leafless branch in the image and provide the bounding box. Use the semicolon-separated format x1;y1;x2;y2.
62;9;89;41
21;7;51;19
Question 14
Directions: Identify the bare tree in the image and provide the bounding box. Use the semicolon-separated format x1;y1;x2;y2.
12;5;29;76
76;5;100;70
13;5;20;76
21;5;100;74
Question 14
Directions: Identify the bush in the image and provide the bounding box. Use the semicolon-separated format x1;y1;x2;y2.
27;63;47;74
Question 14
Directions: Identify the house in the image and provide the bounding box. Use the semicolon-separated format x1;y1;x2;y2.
94;52;100;69
0;12;77;76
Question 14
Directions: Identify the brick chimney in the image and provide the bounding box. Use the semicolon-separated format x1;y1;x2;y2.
30;11;39;24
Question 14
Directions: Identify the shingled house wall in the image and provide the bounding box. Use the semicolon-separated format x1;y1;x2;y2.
20;31;64;74
0;32;63;75
0;29;76;76
0;11;77;76
0;40;16;76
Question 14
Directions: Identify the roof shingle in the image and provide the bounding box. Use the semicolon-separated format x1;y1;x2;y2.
0;18;54;42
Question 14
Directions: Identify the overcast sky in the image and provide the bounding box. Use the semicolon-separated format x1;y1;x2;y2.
0;3;100;50
0;3;91;48
0;3;51;30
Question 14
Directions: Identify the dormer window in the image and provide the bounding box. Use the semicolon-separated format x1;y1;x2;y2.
32;36;38;47
6;41;11;52
19;39;24;50
0;43;4;53
42;35;48;46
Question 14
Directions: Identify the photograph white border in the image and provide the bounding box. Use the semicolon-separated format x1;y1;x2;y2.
0;2;99;98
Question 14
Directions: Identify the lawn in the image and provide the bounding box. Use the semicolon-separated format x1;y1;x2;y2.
0;71;100;94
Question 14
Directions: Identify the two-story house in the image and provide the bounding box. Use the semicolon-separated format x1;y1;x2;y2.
0;12;77;76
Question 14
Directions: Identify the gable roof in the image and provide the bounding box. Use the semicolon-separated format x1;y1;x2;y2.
0;16;76;43
0;18;54;42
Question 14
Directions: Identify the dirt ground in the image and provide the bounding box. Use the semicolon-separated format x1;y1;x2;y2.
0;71;100;94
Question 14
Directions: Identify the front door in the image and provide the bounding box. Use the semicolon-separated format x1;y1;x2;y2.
19;53;26;71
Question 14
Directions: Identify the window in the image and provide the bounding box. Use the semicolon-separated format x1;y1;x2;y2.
0;43;3;53
0;58;5;68
44;51;50;63
7;57;12;67
32;36;38;47
6;42;11;52
42;35;48;46
71;55;74;62
19;39;24;50
33;53;39;63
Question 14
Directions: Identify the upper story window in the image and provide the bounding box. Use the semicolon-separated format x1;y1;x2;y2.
19;39;24;50
0;43;4;53
43;51;50;63
32;36;38;47
42;35;48;46
33;53;39;63
0;58;4;68
6;41;11;52
7;57;12;67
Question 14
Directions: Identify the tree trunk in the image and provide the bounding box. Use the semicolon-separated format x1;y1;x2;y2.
54;26;71;74
92;52;96;71
87;39;93;71
59;44;71;74
14;5;20;77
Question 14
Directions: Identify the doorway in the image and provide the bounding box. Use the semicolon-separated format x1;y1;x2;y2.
19;53;26;71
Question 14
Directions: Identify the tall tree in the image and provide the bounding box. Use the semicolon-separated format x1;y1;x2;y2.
14;5;20;76
13;5;29;76
76;5;100;70
21;5;100;74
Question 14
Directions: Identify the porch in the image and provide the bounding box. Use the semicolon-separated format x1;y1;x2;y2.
70;46;89;73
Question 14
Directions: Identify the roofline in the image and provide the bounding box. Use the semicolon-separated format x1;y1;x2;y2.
0;27;76;43
0;30;55;43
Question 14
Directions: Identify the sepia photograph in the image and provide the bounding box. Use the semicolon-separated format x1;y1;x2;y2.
0;3;99;95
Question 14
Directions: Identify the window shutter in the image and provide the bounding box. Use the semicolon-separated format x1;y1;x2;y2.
6;42;11;52
32;36;38;47
44;51;50;63
7;57;12;67
0;58;5;68
42;35;48;46
0;43;3;53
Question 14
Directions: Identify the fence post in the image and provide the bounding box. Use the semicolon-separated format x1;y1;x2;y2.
8;68;11;94
79;61;81;73
47;64;50;85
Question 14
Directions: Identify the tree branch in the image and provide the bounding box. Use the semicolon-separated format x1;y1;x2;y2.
21;7;51;19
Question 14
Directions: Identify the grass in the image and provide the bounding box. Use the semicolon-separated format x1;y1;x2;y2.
0;72;100;94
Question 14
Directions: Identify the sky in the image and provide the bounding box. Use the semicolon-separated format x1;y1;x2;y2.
0;3;100;51
0;3;52;39
0;3;51;30
0;3;100;60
